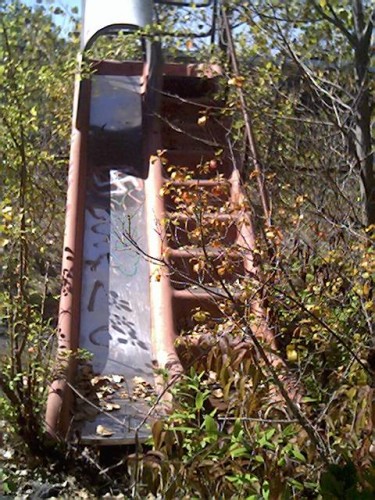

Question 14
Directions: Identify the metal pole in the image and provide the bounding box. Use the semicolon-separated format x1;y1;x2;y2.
81;0;153;49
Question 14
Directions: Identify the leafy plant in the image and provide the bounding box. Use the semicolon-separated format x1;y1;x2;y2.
0;0;78;454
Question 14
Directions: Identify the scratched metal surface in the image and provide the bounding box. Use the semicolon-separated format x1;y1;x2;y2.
77;75;154;443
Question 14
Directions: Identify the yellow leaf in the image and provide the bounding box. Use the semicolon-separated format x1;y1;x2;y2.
163;247;171;259
198;115;207;126
346;387;357;401
295;195;304;205
1;206;12;221
193;260;205;273
363;282;371;296
365;301;374;311
286;345;298;362
193;311;210;323
193;262;200;273
217;266;226;276
228;76;245;88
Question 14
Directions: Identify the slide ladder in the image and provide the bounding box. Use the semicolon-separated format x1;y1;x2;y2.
155;66;256;347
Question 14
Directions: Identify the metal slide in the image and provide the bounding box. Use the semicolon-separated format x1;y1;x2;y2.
45;1;159;444
76;70;154;443
45;0;206;444
46;0;273;445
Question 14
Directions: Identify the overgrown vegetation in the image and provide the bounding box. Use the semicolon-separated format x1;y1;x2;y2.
1;0;374;498
0;0;78;453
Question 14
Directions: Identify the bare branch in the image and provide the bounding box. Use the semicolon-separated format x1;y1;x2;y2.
312;0;357;47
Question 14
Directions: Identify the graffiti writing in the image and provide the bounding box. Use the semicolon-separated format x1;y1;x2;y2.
79;167;152;376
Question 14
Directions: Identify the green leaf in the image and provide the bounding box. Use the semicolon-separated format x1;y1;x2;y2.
195;391;204;410
301;396;318;403
229;443;251;458
292;448;306;462
204;414;217;435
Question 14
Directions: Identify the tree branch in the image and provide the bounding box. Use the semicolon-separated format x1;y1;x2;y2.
312;0;357;47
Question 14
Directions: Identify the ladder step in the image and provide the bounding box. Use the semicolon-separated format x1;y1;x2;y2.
161;94;218;110
165;213;238;249
172;287;242;303
172;287;225;329
168;247;241;259
173;287;227;301
162;150;234;179
160;131;221;151
162;63;222;79
160;119;224;150
168;246;245;289
166;179;230;188
163;150;218;165
162;188;231;212
162;75;218;99
166;212;235;222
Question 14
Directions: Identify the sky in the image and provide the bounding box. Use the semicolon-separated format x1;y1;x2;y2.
21;1;214;41
23;0;82;35
24;0;81;13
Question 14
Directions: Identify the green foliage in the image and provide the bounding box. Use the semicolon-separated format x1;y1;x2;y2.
87;30;144;62
0;466;17;496
0;1;78;453
0;0;373;498
132;367;319;498
0;295;55;452
133;1;374;497
0;1;78;302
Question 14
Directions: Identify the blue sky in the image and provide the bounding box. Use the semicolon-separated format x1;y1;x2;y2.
23;0;81;34
24;0;80;12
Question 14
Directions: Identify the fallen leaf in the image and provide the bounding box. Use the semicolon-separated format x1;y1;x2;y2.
96;425;114;437
133;376;146;385
212;388;224;398
198;115;207;126
102;403;121;411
